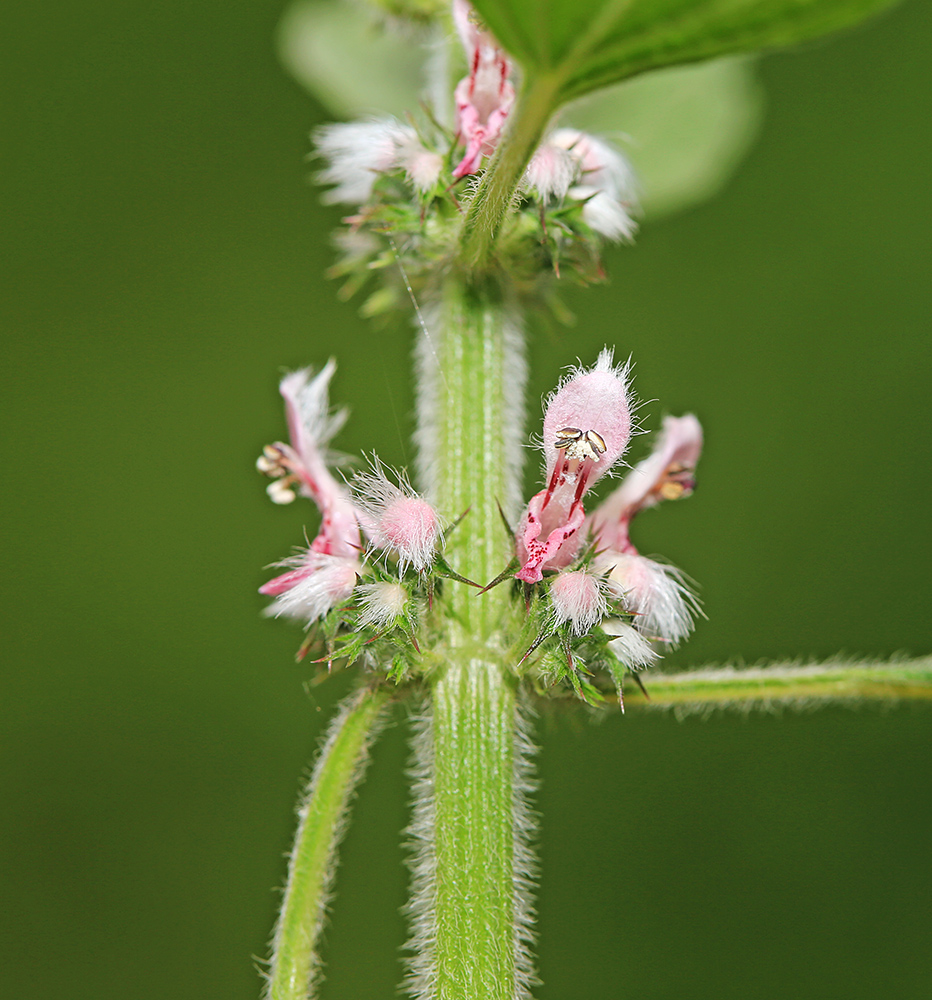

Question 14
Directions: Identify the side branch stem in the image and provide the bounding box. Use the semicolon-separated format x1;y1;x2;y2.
265;685;390;1000
625;658;932;711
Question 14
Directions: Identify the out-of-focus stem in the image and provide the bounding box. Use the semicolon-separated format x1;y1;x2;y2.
623;658;932;712
265;685;390;1000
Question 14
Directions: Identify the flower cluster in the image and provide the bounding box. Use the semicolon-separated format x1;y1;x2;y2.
257;361;452;678
315;2;638;318
509;353;703;707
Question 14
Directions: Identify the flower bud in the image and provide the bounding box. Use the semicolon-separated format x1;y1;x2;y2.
599;552;697;646
550;129;639;241
315;118;418;205
602;620;659;669
260;553;360;625
354;457;441;573
355;581;409;630
549;570;608;635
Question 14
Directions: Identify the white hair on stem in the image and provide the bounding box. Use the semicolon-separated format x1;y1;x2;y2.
511;691;540;1000
402;705;437;1000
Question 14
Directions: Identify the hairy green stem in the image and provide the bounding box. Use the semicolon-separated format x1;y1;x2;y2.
408;283;533;1000
623;658;932;713
458;73;562;274
265;685;390;1000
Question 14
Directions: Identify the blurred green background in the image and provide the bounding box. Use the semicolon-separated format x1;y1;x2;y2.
2;1;930;998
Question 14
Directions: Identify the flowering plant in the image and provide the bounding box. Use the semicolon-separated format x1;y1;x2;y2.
252;2;929;999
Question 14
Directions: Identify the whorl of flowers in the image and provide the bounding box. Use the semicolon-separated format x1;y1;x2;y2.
258;5;704;705
503;355;703;706
256;360;442;677
310;4;641;321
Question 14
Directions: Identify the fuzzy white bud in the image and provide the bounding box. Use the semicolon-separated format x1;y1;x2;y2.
356;581;408;630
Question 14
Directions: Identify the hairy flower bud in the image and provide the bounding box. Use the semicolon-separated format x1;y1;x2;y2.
353;457;441;573
315;118;440;204
355;581;409;630
260;552;360;625
602;620;660;669
548;129;639;241
600;553;698;646
524;141;579;202
550;569;609;635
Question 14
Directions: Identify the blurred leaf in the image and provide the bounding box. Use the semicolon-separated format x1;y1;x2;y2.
359;0;449;23
469;0;898;102
277;0;427;118
565;57;764;218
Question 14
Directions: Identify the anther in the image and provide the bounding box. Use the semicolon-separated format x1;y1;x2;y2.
257;443;292;479
267;478;297;504
555;427;607;462
655;462;695;501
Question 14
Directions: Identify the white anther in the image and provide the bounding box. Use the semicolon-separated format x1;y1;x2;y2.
267;480;296;504
256;454;278;474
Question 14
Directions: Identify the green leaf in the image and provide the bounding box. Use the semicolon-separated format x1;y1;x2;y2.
470;0;898;102
564;56;764;218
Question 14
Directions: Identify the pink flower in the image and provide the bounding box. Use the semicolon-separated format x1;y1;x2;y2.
260;552;360;624
591;415;703;645
314;119;441;204
590;414;702;554
353;457;441;573
516;350;633;584
257;361;363;623
451;0;515;179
